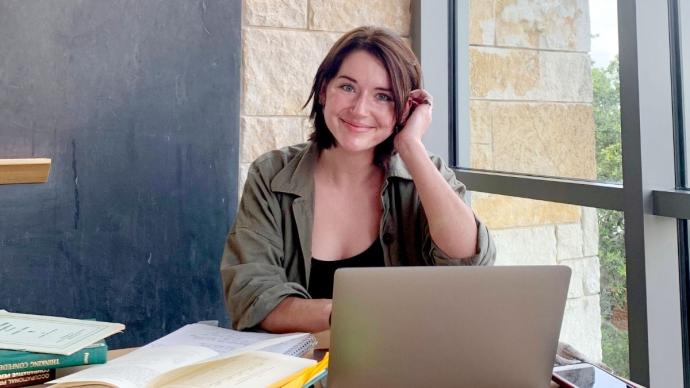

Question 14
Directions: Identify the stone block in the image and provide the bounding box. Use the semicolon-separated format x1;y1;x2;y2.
492;225;557;265
563;259;585;298
238;162;251;201
469;0;495;45
245;0;307;28
557;222;583;260
472;192;581;229
243;28;340;116
582;256;600;296
562;256;600;299
495;0;590;52
491;102;596;179
582;207;599;257
241;116;309;163
560;295;603;362
309;0;411;35
470;143;493;170
470;47;592;102
470;100;493;144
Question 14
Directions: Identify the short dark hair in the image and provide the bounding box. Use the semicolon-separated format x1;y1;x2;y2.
304;26;423;167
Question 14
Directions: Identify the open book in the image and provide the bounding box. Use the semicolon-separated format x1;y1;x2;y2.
48;323;318;388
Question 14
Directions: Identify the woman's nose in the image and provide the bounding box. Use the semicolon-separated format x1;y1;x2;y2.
351;93;369;115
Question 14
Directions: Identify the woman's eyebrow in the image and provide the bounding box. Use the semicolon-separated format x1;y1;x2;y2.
336;75;392;93
335;75;358;83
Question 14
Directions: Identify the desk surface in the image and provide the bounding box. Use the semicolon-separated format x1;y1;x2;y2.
28;335;640;388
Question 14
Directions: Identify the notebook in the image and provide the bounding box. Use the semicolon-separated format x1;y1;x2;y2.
328;265;571;388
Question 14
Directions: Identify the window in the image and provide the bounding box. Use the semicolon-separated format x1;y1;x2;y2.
414;1;690;386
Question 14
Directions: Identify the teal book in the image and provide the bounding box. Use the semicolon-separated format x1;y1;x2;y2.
0;340;107;374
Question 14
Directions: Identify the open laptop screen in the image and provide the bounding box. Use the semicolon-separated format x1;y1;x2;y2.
328;265;571;388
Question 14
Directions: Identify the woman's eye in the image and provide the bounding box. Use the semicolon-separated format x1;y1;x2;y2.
376;93;393;102
340;84;355;93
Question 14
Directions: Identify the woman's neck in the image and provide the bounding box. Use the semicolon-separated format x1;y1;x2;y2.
316;147;383;186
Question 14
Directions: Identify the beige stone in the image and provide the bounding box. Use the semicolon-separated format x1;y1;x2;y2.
561;295;603;361
491;102;596;179
469;0;495;45
241;116;310;163
243;28;340;116
469;100;493;144
470;47;539;99
563;259;585;298
470;143;493;170
473;192;581;229
582;207;599;257
495;0;590;52
470;47;592;102
492;225;557;265
245;0;307;28
309;0;411;35
582;256;600;296
557;222;584;260
238;162;251;201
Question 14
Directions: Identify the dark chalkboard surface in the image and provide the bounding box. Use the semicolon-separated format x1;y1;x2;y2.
0;0;240;348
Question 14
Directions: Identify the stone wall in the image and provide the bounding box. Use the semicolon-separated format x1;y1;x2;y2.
241;0;601;361
469;0;601;360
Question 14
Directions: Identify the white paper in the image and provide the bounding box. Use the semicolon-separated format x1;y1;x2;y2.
145;323;313;356
0;310;125;355
51;345;218;388
153;351;315;388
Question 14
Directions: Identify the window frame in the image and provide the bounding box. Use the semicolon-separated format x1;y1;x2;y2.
412;1;690;386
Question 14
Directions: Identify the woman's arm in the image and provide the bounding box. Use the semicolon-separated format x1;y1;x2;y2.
260;297;332;333
394;90;479;259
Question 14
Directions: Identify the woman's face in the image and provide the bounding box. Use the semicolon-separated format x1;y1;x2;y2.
321;50;397;155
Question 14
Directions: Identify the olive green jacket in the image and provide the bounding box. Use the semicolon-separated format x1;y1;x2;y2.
220;142;496;330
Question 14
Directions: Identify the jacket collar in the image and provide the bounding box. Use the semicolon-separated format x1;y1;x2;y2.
270;143;319;197
270;142;414;197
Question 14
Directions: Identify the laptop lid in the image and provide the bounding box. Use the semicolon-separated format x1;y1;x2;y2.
328;265;571;388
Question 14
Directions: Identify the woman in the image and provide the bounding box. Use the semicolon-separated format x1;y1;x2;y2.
221;26;495;333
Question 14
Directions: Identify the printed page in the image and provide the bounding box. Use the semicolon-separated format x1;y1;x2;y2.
0;310;124;355
145;323;311;355
150;351;316;388
49;345;217;388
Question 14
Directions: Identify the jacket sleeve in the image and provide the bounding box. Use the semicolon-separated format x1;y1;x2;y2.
220;163;309;331
424;155;496;266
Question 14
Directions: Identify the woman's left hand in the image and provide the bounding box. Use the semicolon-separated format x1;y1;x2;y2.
394;89;433;149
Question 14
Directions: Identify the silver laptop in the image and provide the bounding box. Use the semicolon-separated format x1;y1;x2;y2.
328;265;571;388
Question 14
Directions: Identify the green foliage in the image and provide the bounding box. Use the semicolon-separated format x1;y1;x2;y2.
593;58;623;183
592;56;629;373
602;321;630;379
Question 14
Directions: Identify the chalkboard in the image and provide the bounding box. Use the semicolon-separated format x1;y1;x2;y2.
0;0;240;348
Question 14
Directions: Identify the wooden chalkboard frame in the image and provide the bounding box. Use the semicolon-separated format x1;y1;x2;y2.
0;159;52;184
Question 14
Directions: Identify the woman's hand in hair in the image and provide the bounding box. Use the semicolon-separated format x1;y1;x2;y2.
394;89;433;150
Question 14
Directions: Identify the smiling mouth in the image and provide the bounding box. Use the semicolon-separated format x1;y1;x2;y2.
341;118;373;132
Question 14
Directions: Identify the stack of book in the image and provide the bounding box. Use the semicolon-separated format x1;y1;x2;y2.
0;310;125;387
0;340;107;387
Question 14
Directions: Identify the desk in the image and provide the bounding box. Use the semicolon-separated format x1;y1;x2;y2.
28;335;641;388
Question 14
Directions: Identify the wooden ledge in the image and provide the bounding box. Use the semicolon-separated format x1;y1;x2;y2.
0;158;52;184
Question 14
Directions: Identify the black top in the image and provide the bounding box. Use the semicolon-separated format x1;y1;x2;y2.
308;239;385;299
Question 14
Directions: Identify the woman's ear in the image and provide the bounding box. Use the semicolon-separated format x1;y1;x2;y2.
318;85;327;106
399;97;413;127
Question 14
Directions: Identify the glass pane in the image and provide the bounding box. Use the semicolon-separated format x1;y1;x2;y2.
463;0;622;183
470;192;629;377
